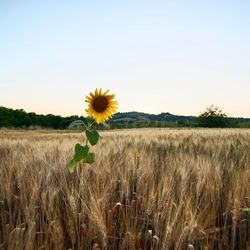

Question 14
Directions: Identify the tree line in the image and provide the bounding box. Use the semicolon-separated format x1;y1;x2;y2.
0;105;249;129
0;107;80;129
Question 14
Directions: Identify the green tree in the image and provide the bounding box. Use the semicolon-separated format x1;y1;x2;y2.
198;105;229;128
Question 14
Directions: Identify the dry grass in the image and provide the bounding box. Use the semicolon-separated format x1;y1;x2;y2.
0;128;249;250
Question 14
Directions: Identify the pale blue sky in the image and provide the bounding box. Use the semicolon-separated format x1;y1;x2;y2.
0;0;250;117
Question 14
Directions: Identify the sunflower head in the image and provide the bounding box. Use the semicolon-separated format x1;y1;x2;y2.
85;88;118;124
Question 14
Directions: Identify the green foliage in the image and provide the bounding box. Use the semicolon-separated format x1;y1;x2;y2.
84;152;95;164
176;120;188;127
1;106;249;129
68;122;99;172
239;122;250;128
68;142;96;173
68;119;88;129
198;105;230;128
67;158;77;173
85;130;100;146
74;144;89;161
0;106;89;129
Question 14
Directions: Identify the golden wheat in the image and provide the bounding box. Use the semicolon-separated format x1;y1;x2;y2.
0;128;249;249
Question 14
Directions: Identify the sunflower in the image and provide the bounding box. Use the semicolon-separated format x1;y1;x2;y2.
85;88;118;124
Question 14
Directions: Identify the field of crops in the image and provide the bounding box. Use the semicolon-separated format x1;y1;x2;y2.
0;129;249;249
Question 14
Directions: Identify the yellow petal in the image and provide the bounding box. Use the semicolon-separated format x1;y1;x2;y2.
103;89;110;95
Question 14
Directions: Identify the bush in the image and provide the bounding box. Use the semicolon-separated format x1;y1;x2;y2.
198;105;230;128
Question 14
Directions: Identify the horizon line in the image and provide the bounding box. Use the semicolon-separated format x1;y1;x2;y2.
1;105;250;119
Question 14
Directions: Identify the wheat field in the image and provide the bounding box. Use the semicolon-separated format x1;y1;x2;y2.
0;129;249;250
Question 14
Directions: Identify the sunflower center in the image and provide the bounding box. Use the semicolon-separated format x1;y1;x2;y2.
92;96;109;113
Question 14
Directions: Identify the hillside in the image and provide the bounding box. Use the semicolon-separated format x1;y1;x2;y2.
0;106;250;129
111;111;196;123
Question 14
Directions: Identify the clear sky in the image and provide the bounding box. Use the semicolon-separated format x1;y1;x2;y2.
0;0;250;117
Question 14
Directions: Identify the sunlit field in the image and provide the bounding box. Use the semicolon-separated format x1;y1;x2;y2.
0;129;249;249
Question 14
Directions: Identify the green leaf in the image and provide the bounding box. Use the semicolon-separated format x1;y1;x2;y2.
68;119;87;129
242;207;250;212
67;158;76;173
74;144;89;161
83;152;95;164
85;130;100;146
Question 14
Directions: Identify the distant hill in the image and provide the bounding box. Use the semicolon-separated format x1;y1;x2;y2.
0;106;250;129
111;111;250;124
111;111;196;123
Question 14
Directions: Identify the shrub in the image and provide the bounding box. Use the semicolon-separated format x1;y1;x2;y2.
198;105;229;128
